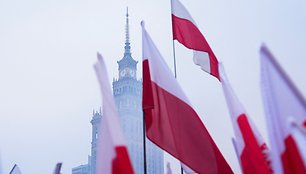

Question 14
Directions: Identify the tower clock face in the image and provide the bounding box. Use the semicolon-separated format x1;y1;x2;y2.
127;68;134;76
130;70;135;76
120;68;136;78
121;68;135;77
120;70;126;76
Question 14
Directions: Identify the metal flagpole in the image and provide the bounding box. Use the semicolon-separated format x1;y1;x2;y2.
143;113;147;174
172;37;183;174
172;43;184;174
172;40;178;79
170;3;183;173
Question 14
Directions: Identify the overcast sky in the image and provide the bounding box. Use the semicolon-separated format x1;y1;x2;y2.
0;0;305;173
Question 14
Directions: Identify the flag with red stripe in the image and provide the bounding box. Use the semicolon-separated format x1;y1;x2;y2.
171;0;219;80
219;63;272;174
260;45;306;174
141;21;232;174
94;53;134;174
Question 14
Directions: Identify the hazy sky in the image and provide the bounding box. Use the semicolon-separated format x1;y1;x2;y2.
0;0;305;173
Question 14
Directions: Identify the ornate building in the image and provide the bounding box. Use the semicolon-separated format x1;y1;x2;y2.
90;110;101;174
72;9;163;174
72;110;101;174
112;9;163;174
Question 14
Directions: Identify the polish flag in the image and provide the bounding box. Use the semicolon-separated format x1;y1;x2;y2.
94;53;134;174
260;45;306;174
219;63;272;174
141;21;232;174
171;0;219;80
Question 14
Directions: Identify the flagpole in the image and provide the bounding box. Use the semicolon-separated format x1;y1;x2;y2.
143;113;147;174
170;4;183;174
170;1;182;173
172;40;183;174
172;41;178;78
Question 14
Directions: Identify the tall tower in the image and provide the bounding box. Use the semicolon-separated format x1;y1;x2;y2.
112;8;163;174
73;8;163;174
90;109;102;174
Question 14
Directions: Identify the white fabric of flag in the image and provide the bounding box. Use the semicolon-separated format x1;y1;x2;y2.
260;45;306;174
94;53;134;174
220;63;272;174
141;21;232;174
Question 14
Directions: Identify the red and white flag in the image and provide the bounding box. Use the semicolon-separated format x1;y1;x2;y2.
171;0;219;80
141;21;232;174
219;63;272;174
94;53;134;174
260;45;306;174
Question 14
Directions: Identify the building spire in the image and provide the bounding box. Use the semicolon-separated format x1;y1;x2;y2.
124;6;131;56
117;7;138;71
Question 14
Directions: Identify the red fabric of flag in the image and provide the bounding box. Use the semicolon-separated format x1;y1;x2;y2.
171;0;219;80
141;22;232;174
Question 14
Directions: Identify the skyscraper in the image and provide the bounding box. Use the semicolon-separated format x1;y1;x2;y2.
112;8;164;174
72;9;163;174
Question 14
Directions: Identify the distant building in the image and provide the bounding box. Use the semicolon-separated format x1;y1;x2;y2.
72;9;163;174
111;9;163;174
72;110;100;174
72;156;91;174
90;111;101;174
72;164;90;174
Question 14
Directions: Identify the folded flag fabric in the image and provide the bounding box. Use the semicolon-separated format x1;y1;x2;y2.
141;21;232;174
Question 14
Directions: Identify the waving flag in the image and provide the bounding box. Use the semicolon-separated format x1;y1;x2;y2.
171;0;219;80
260;45;306;174
219;63;272;174
94;53;134;174
141;21;232;174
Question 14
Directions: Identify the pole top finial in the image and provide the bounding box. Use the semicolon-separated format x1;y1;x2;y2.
141;20;145;28
126;6;129;17
124;7;131;55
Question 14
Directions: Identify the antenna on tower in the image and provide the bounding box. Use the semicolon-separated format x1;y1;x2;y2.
124;6;131;55
126;7;129;44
